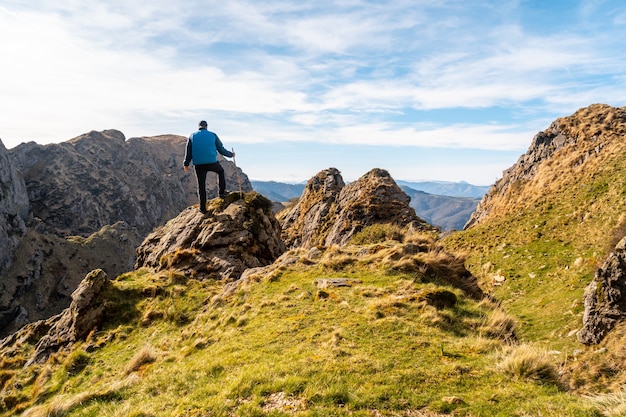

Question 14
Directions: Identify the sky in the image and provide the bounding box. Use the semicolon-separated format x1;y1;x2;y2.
1;1;625;186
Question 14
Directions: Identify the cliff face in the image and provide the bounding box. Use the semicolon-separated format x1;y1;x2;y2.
0;221;139;337
466;104;626;228
279;168;435;248
0;139;29;274
9;130;252;236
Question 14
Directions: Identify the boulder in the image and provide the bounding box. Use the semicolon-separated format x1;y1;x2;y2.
135;192;285;280
578;237;626;345
279;168;434;249
279;168;345;248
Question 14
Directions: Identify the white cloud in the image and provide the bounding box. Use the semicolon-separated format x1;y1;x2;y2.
1;0;625;165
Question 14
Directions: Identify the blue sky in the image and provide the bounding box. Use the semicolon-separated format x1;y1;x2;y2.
1;1;625;185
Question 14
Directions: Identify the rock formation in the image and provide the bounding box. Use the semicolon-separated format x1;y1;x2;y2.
0;269;111;366
578;237;626;345
0;139;29;274
0;130;252;337
0;221;139;338
279;168;434;248
136;192;285;281
30;269;111;364
466;104;626;228
9;130;252;237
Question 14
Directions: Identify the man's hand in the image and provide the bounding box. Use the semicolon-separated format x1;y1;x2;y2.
184;166;189;173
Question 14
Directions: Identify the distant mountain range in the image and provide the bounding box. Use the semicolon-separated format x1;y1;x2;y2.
251;179;487;230
395;180;490;198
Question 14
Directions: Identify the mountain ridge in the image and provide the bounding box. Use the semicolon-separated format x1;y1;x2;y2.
2;104;626;415
253;179;483;230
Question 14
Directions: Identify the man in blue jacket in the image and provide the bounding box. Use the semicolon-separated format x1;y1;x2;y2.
183;120;235;213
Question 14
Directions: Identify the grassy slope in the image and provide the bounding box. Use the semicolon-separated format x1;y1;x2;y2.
1;233;600;417
443;110;626;390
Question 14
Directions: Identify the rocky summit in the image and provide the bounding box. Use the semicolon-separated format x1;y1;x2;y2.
279;167;434;248
466;104;626;228
9;130;252;237
136;192;285;281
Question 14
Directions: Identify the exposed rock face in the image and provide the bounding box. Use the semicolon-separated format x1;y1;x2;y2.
9;130;252;236
1;130;252;336
578;237;626;345
466;104;626;228
279;168;434;248
0;221;139;338
28;269;111;364
136;192;285;281
279;168;345;248
0;139;29;274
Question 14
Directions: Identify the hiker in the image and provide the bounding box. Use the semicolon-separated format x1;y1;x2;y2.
183;120;235;213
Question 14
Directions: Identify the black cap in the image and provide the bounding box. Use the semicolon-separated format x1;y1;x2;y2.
199;120;207;128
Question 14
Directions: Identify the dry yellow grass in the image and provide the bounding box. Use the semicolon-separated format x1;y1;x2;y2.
498;344;561;385
123;345;157;376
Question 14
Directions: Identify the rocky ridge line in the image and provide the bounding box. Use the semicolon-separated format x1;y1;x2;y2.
466;104;626;228
279;167;435;248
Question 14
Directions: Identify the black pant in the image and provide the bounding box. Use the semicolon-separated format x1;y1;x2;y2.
194;162;226;208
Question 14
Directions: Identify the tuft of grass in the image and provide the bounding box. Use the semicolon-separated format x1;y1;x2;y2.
498;344;561;386
480;305;518;343
586;390;626;417
123;345;157;376
63;350;91;376
349;223;404;245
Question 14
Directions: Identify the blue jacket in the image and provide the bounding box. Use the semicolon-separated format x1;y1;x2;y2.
184;128;233;166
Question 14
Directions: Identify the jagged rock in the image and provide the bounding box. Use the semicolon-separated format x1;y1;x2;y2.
0;139;29;274
466;104;626;228
0;221;140;338
8;130;252;236
279;168;434;248
27;269;110;364
1;129;251;337
279;168;345;248
135;192;285;280
578;237;626;345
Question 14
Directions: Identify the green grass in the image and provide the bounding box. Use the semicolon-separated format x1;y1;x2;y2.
443;146;626;351
0;239;602;416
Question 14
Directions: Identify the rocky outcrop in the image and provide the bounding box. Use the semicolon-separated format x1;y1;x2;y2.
29;269;111;364
578;237;626;345
0;139;29;274
0;130;251;336
136;192;285;281
0;269;111;366
466;104;626;228
8;130;252;236
0;221;139;338
279;168;345;248
279;168;434;248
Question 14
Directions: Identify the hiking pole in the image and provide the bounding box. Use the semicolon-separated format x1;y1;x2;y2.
232;148;243;199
